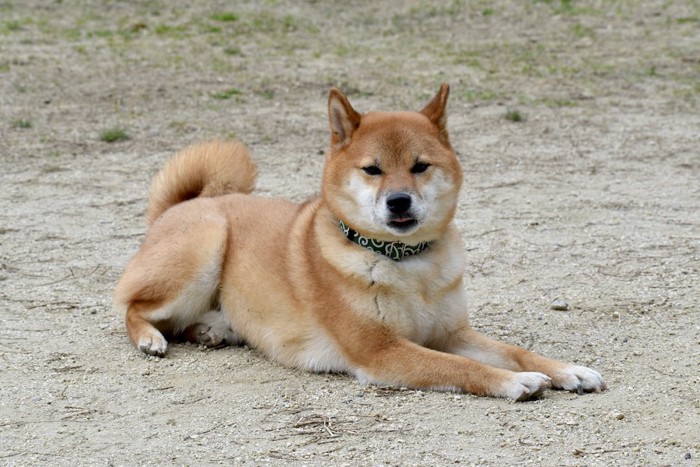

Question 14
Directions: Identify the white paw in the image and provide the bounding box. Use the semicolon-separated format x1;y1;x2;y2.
185;310;240;347
502;372;552;401
138;331;168;357
553;365;606;394
189;323;227;347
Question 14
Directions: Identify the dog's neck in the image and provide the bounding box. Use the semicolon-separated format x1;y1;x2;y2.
338;220;432;261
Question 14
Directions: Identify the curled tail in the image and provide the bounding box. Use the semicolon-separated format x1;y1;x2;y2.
146;140;257;224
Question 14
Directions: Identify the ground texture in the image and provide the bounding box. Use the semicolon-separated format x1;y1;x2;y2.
1;0;699;465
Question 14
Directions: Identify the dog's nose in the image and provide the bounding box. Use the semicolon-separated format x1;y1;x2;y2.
386;193;412;214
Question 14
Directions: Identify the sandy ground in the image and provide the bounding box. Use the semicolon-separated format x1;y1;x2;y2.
1;0;699;465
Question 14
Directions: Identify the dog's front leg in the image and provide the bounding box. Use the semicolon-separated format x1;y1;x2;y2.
446;327;606;394
328;316;552;401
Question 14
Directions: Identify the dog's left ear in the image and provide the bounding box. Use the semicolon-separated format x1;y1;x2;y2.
420;83;450;145
328;88;361;148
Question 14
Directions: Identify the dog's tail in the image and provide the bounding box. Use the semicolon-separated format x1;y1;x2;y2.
146;140;257;225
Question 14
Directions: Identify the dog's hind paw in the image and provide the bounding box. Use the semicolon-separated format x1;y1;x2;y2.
552;365;606;394
186;322;227;347
182;311;240;348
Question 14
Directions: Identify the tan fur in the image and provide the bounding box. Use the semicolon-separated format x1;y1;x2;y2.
146;140;257;225
114;84;606;401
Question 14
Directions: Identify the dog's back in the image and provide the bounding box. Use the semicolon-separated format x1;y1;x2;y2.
146;140;257;224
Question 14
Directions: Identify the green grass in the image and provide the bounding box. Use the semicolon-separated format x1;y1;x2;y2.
463;88;501;102
537;0;575;13
210;12;239;22
258;89;275;100
572;23;595;38
154;24;187;37
211;88;242;100
504;108;527;122
4;20;22;32
12;119;32;129
99;128;130;143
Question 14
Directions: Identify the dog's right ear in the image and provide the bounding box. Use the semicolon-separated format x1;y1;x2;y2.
328;88;361;147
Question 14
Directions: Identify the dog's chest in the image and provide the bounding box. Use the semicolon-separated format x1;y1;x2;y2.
366;256;465;344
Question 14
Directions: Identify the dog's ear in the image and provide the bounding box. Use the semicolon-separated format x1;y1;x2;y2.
328;88;361;147
420;83;450;145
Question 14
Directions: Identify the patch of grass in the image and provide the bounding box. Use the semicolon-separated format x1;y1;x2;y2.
99;128;130;143
281;14;299;31
572;23;595;38
333;43;359;58
543;98;576;107
249;11;308;33
4;20;22;32
504;108;527;122
407;0;464;19
463;88;500;102
12;119;32;129
41;164;64;174
91;29;115;38
128;22;148;34
211;88;242;100
537;0;574;13
210;12;239;22
65;28;82;41
522;96;578;108
250;11;277;31
676;16;699;24
224;46;241;56
259;89;275;100
482;8;495;17
154;24;187;37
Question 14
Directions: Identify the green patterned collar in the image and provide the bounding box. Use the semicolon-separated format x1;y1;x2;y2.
339;220;432;261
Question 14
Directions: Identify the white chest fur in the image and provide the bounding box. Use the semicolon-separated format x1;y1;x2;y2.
368;246;467;344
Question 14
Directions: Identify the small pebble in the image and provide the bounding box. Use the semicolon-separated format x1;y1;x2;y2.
609;410;625;420
551;299;569;311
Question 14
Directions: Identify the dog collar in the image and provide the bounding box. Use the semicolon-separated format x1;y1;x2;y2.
338;220;432;261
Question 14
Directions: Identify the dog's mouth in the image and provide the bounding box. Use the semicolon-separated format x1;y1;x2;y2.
388;217;418;231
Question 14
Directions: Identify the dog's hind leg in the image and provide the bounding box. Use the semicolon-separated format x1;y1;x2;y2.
115;207;229;357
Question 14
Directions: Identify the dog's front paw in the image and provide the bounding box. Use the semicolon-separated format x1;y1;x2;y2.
552;365;606;394
501;372;552;401
138;332;168;357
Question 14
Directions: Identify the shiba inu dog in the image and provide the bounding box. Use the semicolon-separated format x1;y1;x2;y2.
114;84;606;400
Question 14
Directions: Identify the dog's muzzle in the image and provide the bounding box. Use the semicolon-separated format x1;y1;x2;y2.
385;192;418;231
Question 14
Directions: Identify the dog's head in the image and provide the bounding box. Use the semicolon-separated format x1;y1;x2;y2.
322;84;463;244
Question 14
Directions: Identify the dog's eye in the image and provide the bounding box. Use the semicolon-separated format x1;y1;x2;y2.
411;162;430;174
362;165;382;176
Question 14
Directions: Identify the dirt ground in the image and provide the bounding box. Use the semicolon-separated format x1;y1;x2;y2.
1;0;698;465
